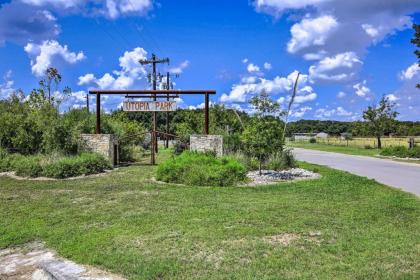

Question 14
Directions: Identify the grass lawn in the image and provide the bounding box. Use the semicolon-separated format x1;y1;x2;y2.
1;150;419;279
288;142;381;157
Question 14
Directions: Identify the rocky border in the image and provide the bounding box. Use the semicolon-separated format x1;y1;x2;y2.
243;168;320;187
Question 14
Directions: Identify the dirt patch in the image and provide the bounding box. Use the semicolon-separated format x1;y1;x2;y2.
262;231;323;246
0;241;125;280
262;233;300;246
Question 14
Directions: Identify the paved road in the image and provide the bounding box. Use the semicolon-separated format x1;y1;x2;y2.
292;148;420;196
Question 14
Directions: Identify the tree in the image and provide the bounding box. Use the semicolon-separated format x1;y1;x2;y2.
411;23;420;89
249;89;281;117
242;90;283;174
38;67;71;105
362;96;399;149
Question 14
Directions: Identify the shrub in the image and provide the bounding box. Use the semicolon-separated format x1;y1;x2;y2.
380;146;420;159
156;151;247;187
0;152;111;178
364;145;373;149
267;149;296;171
42;153;112;179
229;152;259;171
13;156;43;177
309;138;317;143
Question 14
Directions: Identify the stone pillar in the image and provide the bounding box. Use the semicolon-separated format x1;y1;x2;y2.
190;135;223;156
79;134;119;165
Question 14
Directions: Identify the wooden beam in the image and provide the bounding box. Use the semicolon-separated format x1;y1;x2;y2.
204;93;209;135
89;90;216;95
96;93;101;134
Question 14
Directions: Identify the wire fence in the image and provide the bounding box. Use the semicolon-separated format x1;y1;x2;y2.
293;137;420;148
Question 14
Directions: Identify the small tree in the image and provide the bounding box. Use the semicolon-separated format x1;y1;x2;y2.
242;90;283;174
362;96;399;149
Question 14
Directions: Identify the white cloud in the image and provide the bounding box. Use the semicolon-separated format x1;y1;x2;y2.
388;62;420;120
263;62;272;70
353;80;370;97
294;92;317;103
361;24;379;38
24;40;85;77
118;47;148;76
287;15;339;54
169;60;190;75
385;94;399;102
0;71;15;99
21;0;83;9
309;52;362;82
315;106;353;119
256;0;416;66
255;0;330;17
78;73;96;86
399;63;420;80
77;47;148;90
303;51;327;60
336;106;352;116
247;63;261;73
221;70;317;105
21;0;153;19
242;58;249;64
291;106;312;118
337;91;346;98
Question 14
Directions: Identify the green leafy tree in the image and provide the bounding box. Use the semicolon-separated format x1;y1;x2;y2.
362;96;399;149
411;23;420;89
241;117;283;174
242;90;284;174
249;89;281;117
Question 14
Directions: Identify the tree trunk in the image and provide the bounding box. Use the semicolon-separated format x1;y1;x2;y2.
259;159;262;176
377;136;382;149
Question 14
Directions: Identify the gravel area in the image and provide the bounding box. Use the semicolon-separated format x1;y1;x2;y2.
244;168;320;186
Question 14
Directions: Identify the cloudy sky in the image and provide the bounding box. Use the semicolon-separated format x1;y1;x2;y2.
0;0;419;120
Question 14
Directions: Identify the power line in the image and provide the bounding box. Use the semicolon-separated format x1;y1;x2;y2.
125;0;167;56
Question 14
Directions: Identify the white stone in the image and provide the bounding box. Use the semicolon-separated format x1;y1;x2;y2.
190;135;223;156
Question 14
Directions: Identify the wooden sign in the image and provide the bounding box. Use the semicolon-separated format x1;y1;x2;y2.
123;101;177;112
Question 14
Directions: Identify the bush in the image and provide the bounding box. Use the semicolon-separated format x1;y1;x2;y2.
156;151;247;187
0;152;111;178
229;152;259;171
364;145;374;149
380;146;420;159
309;138;317;143
13;156;43;177
267;149;296;171
42;153;112;179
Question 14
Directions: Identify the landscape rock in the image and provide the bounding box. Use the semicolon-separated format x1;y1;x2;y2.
245;168;319;186
0;242;125;280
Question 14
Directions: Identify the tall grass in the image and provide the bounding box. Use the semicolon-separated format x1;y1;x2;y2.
156;151;247;187
0;152;112;178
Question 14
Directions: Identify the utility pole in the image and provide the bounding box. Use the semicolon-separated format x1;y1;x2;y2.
165;72;171;148
139;54;169;164
86;92;89;113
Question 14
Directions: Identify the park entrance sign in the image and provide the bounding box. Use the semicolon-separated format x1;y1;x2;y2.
123;100;177;112
89;89;216;165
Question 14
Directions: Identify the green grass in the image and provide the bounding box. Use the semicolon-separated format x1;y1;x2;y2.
0;149;419;279
288;142;381;157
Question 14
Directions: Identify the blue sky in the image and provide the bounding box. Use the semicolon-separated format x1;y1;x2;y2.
0;0;419;120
